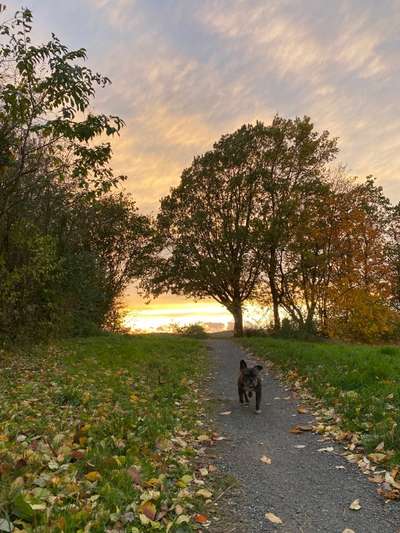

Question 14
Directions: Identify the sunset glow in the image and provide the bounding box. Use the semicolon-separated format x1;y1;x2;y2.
122;301;271;333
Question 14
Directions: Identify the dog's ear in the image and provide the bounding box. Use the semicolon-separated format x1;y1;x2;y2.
254;365;263;373
240;359;247;369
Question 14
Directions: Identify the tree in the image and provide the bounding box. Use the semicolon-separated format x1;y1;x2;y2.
145;123;270;336
0;7;152;340
256;115;338;329
145;117;337;336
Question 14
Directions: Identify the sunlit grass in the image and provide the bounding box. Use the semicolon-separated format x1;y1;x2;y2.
240;337;400;465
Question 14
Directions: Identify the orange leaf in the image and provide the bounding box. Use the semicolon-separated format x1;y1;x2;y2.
194;514;208;524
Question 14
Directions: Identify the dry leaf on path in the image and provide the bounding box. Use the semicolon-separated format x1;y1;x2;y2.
265;512;283;524
219;411;231;415
297;406;308;414
318;447;334;453
349;499;361;510
260;455;272;464
290;425;313;434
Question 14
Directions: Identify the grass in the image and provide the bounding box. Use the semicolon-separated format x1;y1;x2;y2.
240;337;400;465
0;333;213;532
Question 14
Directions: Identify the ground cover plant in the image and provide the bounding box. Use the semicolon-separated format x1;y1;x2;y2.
0;334;217;532
240;337;400;496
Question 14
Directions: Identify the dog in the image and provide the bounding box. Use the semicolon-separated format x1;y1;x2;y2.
238;359;263;414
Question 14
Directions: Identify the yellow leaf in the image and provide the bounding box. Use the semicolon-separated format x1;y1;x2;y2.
265;512;283;524
130;393;139;402
196;489;212;499
85;471;101;482
176;515;190;524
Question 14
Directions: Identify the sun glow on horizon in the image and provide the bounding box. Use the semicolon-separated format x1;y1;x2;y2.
122;301;270;333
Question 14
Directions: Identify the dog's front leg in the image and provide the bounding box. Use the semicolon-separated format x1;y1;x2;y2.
238;385;244;404
238;386;249;406
255;384;262;414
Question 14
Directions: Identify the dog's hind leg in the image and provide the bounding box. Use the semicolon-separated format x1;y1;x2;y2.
255;385;262;414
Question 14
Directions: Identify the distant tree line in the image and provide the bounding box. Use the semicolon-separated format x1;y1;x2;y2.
2;7;400;344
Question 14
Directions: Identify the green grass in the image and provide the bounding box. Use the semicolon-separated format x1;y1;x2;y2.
240;337;400;465
0;334;212;532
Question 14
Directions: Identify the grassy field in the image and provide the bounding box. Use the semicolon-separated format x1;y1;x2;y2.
240;337;400;466
0;334;214;532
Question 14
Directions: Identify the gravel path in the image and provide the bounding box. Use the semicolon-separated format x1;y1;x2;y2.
207;338;400;533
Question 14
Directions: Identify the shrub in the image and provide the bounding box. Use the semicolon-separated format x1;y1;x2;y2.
174;323;207;338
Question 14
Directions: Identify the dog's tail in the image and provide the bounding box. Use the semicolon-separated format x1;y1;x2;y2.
240;359;247;369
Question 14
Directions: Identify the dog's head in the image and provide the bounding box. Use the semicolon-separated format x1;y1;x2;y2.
239;360;263;390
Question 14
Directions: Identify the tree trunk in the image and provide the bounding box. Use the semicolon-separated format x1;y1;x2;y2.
231;304;244;337
268;249;281;330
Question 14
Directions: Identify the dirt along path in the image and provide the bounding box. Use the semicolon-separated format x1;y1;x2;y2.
206;338;400;533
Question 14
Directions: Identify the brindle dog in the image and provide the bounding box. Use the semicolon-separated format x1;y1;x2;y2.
238;359;263;414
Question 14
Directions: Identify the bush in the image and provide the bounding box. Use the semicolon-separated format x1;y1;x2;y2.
273;318;324;342
243;327;269;337
174;323;207;338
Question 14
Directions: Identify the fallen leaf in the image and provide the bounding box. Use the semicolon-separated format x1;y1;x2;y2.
220;411;231;415
294;445;306;449
176;514;190;524
318;447;334;453
85;471;101;482
139;501;157;521
375;441;385;451
297;406;308;414
290;425;313;434
194;514;208;524
342;529;356;533
260;455;272;464
368;453;387;463
127;467;141;485
175;504;184;515
0;518;13;532
349;499;361;510
265;512;283;524
196;489;212;499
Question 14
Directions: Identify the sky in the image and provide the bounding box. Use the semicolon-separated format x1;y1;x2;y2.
4;0;400;330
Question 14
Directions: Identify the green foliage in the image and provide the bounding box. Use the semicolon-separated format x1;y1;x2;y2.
0;8;152;341
174;323;207;338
